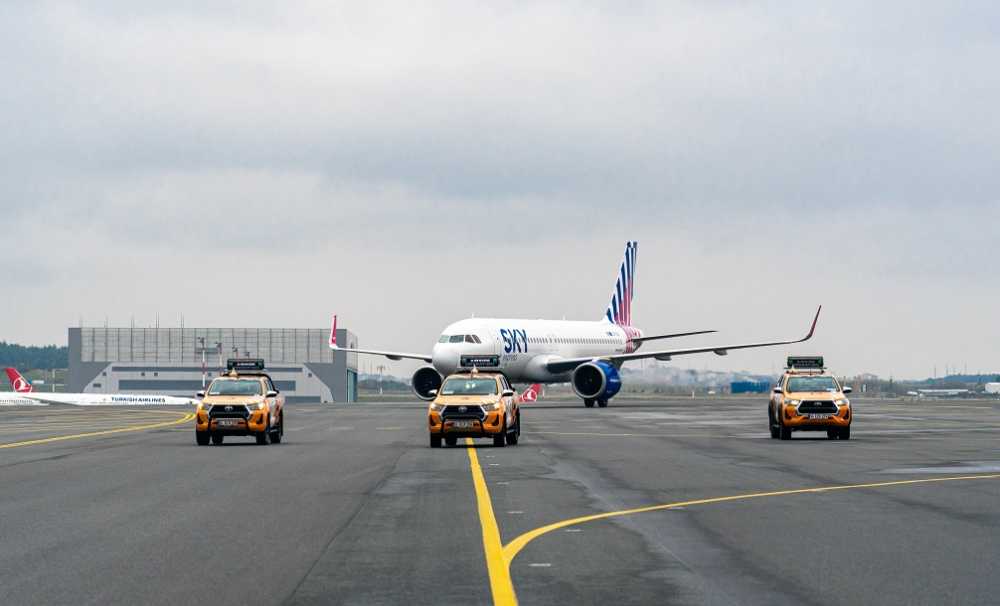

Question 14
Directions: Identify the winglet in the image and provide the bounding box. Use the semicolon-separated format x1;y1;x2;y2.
5;368;33;393
329;315;338;349
803;305;822;341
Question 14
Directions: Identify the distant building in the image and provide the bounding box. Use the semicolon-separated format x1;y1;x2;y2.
68;326;358;403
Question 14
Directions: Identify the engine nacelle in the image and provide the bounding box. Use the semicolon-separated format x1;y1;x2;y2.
412;366;443;401
571;360;622;401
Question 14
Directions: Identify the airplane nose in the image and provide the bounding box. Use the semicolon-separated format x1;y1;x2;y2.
432;345;459;375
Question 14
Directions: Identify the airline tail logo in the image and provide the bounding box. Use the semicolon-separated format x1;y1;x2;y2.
518;384;542;403
605;241;638;326
5;368;33;393
329;315;338;348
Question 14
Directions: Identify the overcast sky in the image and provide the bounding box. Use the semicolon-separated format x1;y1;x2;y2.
2;2;998;379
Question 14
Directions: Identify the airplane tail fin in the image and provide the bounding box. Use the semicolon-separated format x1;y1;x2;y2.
517;383;543;404
329;315;338;349
5;368;33;393
604;241;638;326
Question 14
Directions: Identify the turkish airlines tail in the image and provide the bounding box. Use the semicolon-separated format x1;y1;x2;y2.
517;384;542;404
5;368;34;393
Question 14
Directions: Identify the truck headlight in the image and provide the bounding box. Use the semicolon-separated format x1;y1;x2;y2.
429;403;444;412
834;398;849;406
786;399;801;406
482;402;500;411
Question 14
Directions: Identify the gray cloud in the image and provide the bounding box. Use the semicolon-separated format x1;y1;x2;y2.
1;2;998;378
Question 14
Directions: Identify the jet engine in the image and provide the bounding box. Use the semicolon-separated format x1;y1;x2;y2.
412;366;443;400
571;360;622;401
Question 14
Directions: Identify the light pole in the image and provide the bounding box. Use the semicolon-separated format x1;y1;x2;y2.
376;364;386;396
216;342;223;373
197;337;206;389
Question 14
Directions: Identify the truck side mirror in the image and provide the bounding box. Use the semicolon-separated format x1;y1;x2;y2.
266;390;278;398
196;391;206;399
843;386;853;394
772;387;783;394
429;389;438;396
502;389;514;398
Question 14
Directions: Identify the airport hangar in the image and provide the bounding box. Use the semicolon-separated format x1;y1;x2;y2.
67;326;359;403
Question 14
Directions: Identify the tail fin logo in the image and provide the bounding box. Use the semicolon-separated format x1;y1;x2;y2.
5;368;32;393
329;315;338;348
604;241;638;326
518;384;542;403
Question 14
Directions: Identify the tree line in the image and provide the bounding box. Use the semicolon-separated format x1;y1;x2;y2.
0;342;69;370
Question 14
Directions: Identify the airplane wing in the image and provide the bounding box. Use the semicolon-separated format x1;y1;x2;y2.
16;392;79;405
631;329;716;344
328;315;433;363
546;306;821;375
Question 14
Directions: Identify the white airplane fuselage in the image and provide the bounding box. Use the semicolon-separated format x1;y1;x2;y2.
21;392;197;406
430;318;642;382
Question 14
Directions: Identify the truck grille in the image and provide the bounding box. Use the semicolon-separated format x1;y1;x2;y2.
441;405;486;421
209;404;251;419
797;401;837;414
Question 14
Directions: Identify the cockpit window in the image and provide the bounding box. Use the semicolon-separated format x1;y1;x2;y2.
449;335;465;343
465;335;482;344
438;335;450;343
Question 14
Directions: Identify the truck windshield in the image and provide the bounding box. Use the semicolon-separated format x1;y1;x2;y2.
441;378;498;396
208;379;262;396
786;376;840;393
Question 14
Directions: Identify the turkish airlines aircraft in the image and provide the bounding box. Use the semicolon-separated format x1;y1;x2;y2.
5;368;197;406
331;241;821;407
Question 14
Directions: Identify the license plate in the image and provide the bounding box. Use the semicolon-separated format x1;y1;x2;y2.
216;419;242;427
451;420;474;429
807;414;831;420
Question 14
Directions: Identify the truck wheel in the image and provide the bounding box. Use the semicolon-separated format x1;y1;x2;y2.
211;433;224;445
827;430;838;440
493;430;506;447
507;414;520;445
445;436;457;447
196;431;210;446
779;418;792;440
768;409;780;439
430;434;442;448
270;413;283;444
584;399;595;408
839;426;851;440
256;417;270;445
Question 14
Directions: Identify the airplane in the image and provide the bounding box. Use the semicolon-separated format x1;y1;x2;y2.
4;368;198;406
330;241;822;408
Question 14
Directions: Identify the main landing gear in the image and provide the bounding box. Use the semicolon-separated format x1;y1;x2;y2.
583;399;609;408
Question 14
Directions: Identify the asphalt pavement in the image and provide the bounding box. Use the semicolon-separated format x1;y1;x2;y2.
1;397;997;606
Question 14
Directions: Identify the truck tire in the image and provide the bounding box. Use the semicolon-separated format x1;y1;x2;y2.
493;430;506;447
270;413;283;444
430;434;442;448
196;431;210;446
211;433;224;445
445;436;457;447
839;426;851;440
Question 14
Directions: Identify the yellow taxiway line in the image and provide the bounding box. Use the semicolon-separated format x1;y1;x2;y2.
464;439;1000;606
465;438;518;606
0;411;195;449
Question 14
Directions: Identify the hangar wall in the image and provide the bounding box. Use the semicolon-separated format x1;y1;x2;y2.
68;326;358;403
